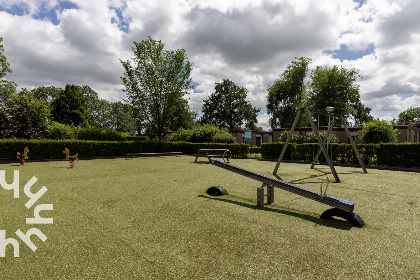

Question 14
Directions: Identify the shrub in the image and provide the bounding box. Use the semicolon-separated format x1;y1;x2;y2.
359;120;398;144
170;124;236;143
211;132;236;143
44;122;76;139
44;123;128;141
278;130;302;143
169;128;193;142
305;131;338;143
75;126;127;141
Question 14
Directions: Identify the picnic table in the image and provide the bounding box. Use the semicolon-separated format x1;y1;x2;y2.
194;149;230;163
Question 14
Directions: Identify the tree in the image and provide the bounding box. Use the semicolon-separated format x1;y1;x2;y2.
358;120;398;144
0;90;50;139
0;37;17;98
397;107;420;125
0;37;12;81
31;86;63;105
307;65;370;126
201;79;260;130
351;100;374;126
266;57;311;129
167;97;198;131
51;84;90;126
121;37;193;140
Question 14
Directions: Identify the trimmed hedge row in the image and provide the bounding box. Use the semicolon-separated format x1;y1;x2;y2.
0;139;250;161
261;142;420;168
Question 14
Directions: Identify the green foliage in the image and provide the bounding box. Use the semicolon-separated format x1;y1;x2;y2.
411;118;420;128
0;90;50;139
351;100;374;126
51;84;90;126
190;123;221;143
246;153;262;159
266;57;311;129
89;99;137;133
307;65;370;126
121;37;194;140
170;124;236;143
0;37;17;98
44;123;129;141
261;142;420;168
31;86;63;105
75;126;128;141
44;121;77;139
397;107;420;125
305;131;338;143
201;79;260;130
278;130;302;143
169;128;193;142
0;37;12;80
211;131;236;144
358;120;399;144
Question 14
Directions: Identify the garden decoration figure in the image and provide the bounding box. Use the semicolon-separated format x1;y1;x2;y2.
17;147;30;165
63;148;78;168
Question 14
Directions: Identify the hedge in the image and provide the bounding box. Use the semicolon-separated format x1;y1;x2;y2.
0;139;250;161
261;142;420;168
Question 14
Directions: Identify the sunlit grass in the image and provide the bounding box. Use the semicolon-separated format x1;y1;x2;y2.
0;157;418;279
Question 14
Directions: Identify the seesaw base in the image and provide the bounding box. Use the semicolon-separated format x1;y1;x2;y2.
321;208;365;228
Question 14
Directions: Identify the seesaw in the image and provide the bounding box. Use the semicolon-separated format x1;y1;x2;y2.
209;157;365;228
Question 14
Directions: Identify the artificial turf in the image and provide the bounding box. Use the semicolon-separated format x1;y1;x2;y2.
0;156;419;279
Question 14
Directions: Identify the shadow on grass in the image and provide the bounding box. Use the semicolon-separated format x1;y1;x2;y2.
275;168;358;185
197;194;353;230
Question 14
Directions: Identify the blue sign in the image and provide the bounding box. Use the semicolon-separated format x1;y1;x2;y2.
245;131;252;141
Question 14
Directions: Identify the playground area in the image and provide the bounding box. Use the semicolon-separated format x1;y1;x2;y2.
0;156;419;279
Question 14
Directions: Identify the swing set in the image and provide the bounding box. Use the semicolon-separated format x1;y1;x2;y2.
274;107;367;183
208;107;367;227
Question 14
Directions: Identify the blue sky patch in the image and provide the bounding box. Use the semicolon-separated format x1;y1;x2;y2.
110;6;130;33
33;1;79;25
0;1;79;25
0;3;29;16
353;0;366;9
324;43;375;61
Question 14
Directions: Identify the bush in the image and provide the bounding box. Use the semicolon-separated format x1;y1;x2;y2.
169;128;193;142
278;130;302;143
44;122;76;139
211;132;236;143
359;120;399;144
170;124;236;143
44;123;129;141
75;127;128;141
305;131;338;143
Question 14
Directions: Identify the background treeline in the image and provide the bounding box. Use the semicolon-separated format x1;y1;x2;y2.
2;36;419;144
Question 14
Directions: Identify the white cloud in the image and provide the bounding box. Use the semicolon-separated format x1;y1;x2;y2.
0;0;419;127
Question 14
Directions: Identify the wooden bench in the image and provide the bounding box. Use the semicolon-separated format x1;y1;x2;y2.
127;152;182;159
194;149;230;163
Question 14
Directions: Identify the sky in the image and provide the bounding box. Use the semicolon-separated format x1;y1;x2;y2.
0;0;419;130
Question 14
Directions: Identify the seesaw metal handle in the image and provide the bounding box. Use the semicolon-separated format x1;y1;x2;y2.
223;150;232;164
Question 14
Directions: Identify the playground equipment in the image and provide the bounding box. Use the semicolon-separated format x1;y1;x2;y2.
274;107;367;183
209;156;365;227
63;148;78;168
17;147;30;165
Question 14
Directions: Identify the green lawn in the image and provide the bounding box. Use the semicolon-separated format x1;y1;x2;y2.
0;156;419;279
